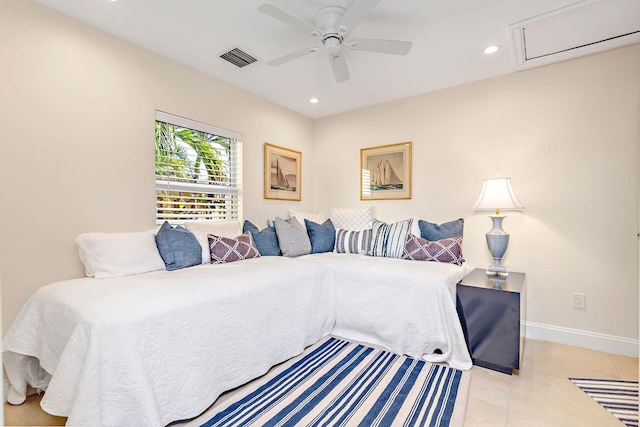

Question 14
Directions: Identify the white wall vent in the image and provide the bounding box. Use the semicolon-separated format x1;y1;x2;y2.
509;0;640;69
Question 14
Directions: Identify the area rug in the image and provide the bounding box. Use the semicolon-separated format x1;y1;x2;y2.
570;378;638;427
201;336;470;427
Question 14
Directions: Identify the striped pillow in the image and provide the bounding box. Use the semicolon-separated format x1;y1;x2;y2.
335;229;372;255
370;218;414;258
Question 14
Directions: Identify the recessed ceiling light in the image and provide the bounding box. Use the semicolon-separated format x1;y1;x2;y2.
309;98;319;104
484;45;499;54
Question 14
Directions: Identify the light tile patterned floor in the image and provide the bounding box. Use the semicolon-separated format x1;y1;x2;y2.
4;339;638;426
465;340;638;427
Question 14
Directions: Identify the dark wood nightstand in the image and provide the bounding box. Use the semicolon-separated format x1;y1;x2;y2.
456;268;526;374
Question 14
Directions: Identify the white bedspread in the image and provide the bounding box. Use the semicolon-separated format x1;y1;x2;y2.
3;257;336;427
300;253;473;370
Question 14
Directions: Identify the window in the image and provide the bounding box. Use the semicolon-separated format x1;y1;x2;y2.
155;111;241;225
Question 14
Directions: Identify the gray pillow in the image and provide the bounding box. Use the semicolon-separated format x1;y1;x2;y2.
273;216;311;257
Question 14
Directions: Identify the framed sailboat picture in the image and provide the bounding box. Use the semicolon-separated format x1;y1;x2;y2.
264;143;302;201
360;142;412;200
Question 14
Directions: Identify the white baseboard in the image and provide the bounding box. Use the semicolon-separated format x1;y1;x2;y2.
523;321;638;358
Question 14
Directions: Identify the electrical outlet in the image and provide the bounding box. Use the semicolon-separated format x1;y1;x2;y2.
572;293;585;309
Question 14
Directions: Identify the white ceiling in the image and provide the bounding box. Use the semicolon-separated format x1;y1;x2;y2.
32;0;635;118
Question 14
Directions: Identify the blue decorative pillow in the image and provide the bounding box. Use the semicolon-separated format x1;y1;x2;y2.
305;219;336;254
242;220;280;256
418;218;464;241
155;221;202;271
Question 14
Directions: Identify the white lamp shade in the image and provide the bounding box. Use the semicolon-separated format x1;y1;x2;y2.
473;177;525;211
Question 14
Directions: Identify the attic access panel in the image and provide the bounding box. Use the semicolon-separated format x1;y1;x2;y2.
509;0;640;68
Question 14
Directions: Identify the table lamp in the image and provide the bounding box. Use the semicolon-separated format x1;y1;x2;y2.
473;177;524;276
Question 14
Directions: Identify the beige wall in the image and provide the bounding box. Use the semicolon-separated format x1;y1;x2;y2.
0;0;314;332
313;44;640;346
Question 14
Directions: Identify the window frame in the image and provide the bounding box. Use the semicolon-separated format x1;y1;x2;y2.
155;111;242;225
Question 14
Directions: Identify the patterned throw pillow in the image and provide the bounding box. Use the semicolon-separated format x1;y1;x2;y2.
402;234;464;266
370;218;414;258
184;220;243;264
418;218;464;241
208;231;261;264
330;207;375;231
243;220;280;256
273;217;312;257
288;210;327;229
155;221;202;271
334;229;372;255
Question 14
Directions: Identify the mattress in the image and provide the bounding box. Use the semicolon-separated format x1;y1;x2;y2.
3;257;336;426
300;252;473;370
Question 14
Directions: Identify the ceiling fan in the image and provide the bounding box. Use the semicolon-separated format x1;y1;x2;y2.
258;0;413;83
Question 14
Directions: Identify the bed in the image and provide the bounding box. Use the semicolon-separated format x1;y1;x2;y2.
3;257;336;427
300;252;473;371
4;248;473;426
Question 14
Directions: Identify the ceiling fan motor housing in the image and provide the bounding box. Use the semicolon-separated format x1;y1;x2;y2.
315;6;347;55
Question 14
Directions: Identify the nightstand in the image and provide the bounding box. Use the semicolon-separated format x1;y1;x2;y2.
456;268;526;374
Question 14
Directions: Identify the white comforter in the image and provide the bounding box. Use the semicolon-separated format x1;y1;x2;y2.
3;257;336;427
300;253;473;370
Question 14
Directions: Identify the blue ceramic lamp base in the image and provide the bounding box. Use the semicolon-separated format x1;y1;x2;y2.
486;215;510;277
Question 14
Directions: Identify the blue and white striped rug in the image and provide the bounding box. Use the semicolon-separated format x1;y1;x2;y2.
570;378;638;427
201;337;469;427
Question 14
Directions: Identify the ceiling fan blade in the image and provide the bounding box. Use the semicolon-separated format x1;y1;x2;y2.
338;0;383;34
348;39;413;55
329;54;350;83
266;47;319;66
258;3;320;36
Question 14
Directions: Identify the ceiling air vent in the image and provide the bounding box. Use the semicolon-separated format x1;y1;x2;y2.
509;0;640;69
219;48;258;68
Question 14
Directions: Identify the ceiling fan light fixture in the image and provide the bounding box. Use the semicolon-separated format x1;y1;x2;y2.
323;35;342;55
484;45;499;54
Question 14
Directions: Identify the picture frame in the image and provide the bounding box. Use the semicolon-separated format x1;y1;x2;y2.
360;141;412;200
264;142;302;201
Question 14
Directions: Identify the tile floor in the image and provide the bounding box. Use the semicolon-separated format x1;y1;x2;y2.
4;339;638;426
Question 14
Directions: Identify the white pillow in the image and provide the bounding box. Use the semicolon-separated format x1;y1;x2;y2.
184;220;242;264
75;231;165;279
411;219;421;237
288;210;327;229
330;207;375;231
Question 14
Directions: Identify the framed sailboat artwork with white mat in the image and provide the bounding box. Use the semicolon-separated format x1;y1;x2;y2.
264;142;302;201
361;141;412;200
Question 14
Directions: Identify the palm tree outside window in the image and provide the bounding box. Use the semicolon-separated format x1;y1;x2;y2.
155;111;240;225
